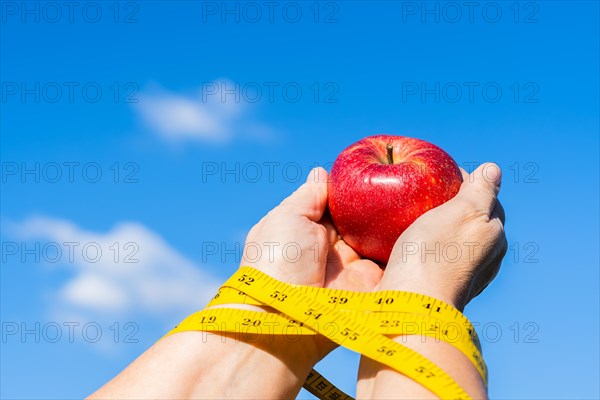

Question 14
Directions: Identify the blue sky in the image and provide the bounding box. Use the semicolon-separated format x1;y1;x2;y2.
1;1;599;398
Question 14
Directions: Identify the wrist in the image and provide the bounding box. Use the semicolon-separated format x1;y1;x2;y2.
358;334;487;399
377;272;465;311
204;303;334;362
167;330;320;398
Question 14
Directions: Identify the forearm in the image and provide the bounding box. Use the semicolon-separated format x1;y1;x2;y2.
88;330;321;399
357;334;487;399
356;279;486;399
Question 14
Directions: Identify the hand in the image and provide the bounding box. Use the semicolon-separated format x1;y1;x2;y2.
357;163;506;399
241;167;383;289
322;221;384;292
236;167;382;358
378;162;507;310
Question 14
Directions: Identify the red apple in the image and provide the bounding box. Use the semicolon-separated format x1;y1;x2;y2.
328;135;463;264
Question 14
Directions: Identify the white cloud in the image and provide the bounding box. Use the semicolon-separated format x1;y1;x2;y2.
62;274;130;312
135;80;275;144
7;216;222;319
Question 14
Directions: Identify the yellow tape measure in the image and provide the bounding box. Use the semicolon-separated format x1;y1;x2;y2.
206;286;486;379
167;267;486;399
303;369;354;400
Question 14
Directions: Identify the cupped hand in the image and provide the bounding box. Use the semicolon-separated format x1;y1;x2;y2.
241;167;382;290
237;167;383;358
377;162;507;310
357;165;505;398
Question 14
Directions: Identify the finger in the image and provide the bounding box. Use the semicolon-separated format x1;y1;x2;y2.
472;232;507;299
319;214;342;245
329;239;362;265
459;167;469;181
491;199;505;226
456;162;502;215
321;215;367;266
278;167;329;221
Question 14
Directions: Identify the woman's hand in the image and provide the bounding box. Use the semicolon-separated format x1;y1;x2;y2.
378;162;507;311
241;167;382;291
238;167;383;358
357;163;507;399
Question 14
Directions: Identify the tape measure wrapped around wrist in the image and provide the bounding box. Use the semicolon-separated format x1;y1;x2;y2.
166;266;486;400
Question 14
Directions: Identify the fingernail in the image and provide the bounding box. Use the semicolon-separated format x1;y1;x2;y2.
483;163;502;186
307;167;319;184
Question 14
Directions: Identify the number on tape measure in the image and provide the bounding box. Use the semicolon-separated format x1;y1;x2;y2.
304;308;323;320
270;290;288;301
340;328;359;341
423;302;441;313
376;346;396;356
242;318;262;327
238;274;255;285
376;297;395;305
329;296;348;304
415;365;436;379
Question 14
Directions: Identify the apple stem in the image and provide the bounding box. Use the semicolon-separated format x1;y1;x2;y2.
386;144;394;164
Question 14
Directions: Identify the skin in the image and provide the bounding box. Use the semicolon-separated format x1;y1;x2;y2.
89;163;506;399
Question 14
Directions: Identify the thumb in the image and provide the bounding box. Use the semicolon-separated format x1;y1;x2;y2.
456;163;502;215
279;167;329;221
